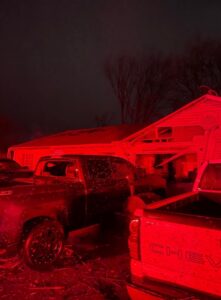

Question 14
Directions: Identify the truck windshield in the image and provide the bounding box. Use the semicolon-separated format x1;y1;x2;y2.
199;164;221;190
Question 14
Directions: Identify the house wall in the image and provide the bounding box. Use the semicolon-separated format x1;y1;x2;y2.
137;126;205;142
158;99;221;128
8;143;131;170
123;98;221;180
130;97;221;144
9;148;53;170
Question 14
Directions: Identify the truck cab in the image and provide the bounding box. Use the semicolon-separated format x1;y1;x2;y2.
0;154;134;270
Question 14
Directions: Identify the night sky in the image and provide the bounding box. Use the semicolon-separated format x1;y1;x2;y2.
1;0;221;136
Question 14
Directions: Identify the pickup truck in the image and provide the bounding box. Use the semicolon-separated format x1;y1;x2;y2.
127;160;221;299
0;154;162;270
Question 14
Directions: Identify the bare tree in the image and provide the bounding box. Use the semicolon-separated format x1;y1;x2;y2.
173;38;221;108
133;54;174;123
105;38;221;124
105;54;174;124
105;56;138;124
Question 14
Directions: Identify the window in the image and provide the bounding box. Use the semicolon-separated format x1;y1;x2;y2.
43;161;67;176
36;160;79;178
157;127;173;138
87;159;111;180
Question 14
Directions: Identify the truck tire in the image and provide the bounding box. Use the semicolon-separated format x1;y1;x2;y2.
22;220;64;271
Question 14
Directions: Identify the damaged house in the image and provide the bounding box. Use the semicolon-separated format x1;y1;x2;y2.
122;93;221;183
8;94;221;185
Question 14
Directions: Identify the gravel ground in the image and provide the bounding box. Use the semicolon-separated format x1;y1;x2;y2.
0;218;130;300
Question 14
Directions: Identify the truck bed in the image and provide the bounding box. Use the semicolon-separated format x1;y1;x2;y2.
136;191;221;297
147;190;221;219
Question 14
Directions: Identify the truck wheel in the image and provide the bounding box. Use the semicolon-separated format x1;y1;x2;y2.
22;220;64;270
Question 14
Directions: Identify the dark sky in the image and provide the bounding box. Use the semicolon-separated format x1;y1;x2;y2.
1;0;221;136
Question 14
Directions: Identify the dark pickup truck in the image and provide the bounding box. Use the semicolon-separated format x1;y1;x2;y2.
127;160;221;299
0;154;159;270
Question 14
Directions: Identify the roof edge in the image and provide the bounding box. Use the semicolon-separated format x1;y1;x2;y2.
124;94;221;142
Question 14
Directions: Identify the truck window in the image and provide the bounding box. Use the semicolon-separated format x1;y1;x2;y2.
86;159;111;180
111;158;134;181
43;161;67;176
199;164;221;190
36;160;80;179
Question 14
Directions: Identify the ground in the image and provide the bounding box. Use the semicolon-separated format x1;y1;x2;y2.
0;217;130;300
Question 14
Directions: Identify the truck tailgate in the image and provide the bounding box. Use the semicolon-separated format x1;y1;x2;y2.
140;212;221;297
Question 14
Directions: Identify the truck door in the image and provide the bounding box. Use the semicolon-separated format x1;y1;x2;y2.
34;158;86;229
83;157;131;222
83;157;114;222
110;157;134;210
